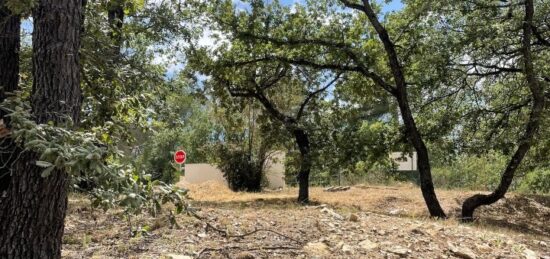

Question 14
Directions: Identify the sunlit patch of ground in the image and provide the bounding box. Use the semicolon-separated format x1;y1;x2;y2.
62;182;550;258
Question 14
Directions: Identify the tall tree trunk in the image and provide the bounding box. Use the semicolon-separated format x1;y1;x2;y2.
395;88;447;218
0;0;21;193
0;0;19;105
461;0;545;221
0;0;83;258
293;128;311;203
359;0;447;218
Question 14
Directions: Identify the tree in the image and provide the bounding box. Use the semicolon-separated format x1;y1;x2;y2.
0;0;21;193
190;41;340;202
0;0;83;257
201;0;447;217
460;0;546;220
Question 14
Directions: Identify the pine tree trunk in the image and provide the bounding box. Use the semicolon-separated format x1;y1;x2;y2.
0;0;21;195
0;0;20;104
0;0;83;258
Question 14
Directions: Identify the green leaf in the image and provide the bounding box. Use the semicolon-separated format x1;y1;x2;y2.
36;160;53;168
41;166;55;178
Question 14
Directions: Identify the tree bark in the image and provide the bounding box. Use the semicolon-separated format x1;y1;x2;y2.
293;128;311;203
0;0;83;258
358;0;447;218
461;0;545;221
0;0;20;105
0;0;21;193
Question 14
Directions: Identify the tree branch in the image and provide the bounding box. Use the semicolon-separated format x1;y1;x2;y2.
296;73;341;120
234;31;396;94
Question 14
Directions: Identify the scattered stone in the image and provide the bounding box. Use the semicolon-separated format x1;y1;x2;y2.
348;213;359;222
388;246;410;257
358;239;379;251
235;251;256;259
389;209;403;215
523;248;537;259
320;207;344;220
304;242;330;256
411;227;426;235
197;233;207;238
342;244;353;254
335;241;344;250
448;244;476;259
164;254;192;259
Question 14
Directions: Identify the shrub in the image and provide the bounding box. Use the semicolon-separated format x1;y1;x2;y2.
518;168;550;194
216;147;265;192
432;151;507;190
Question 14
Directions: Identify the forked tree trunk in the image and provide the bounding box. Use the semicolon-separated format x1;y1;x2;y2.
293;128;311;203
461;0;545;221
0;0;83;258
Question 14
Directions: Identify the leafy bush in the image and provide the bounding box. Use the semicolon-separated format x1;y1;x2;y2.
432;151;507;190
216;147;265;192
518;168;550;194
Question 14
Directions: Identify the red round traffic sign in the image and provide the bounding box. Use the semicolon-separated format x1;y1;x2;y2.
174;150;186;164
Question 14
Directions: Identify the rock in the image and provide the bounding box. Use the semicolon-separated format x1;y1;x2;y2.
448;244;476;259
349;213;359;222
197;233;207;238
235;251;256;259
304;242;330;256
342;244;353;254
358;239;379;251
523;248;537;259
388;246;410;257
320;207;344;220
335;241;344;250
164;254;192;259
389;209;403;215
411;228;426;235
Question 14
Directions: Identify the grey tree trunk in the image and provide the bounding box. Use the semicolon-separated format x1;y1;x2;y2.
0;0;83;258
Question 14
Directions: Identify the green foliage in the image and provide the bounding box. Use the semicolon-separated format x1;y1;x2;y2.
216;146;265;192
4;0;35;15
432;151;508;191
1;92;188;217
518;168;550;194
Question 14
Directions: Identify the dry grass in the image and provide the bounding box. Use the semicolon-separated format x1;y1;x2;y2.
180;181;474;217
61;181;549;258
179;180;550;236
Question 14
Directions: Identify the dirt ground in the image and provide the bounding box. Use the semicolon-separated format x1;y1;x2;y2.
62;181;550;258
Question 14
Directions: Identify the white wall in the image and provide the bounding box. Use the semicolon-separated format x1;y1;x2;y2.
183;152;286;189
389;152;417;171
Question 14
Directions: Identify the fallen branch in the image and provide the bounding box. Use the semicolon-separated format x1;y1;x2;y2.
187;209;303;244
197;245;301;258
